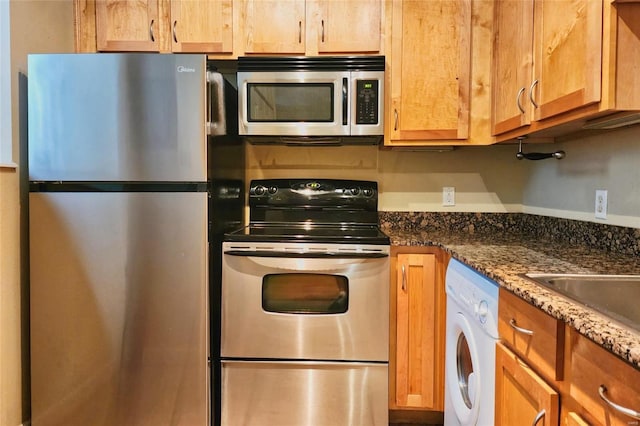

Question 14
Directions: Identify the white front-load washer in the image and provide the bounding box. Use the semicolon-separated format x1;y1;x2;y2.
444;259;499;426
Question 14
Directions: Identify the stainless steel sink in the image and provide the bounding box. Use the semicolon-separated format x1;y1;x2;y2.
522;273;640;330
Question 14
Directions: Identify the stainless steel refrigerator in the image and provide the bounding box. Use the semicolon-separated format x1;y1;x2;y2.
27;53;242;426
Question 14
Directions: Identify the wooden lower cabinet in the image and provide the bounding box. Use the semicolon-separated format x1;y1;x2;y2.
499;287;640;426
389;247;448;417
566;328;640;426
495;342;560;426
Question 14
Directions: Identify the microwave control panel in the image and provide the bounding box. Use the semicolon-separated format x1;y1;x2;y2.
355;80;379;125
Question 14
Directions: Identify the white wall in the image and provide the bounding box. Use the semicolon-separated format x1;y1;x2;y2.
246;143;529;213
246;126;640;230
522;126;640;228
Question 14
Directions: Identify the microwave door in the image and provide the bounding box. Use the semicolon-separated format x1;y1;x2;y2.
238;71;350;137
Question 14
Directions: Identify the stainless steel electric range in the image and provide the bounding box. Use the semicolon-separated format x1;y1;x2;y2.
220;178;390;426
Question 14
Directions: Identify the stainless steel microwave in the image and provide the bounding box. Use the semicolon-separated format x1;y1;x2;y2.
237;56;384;145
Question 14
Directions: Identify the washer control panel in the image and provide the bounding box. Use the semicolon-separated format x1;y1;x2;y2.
445;259;499;338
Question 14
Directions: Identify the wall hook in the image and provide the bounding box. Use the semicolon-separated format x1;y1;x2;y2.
516;137;565;160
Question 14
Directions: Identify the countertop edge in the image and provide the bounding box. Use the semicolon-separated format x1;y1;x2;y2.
388;236;640;370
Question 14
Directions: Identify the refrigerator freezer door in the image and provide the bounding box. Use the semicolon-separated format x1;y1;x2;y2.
28;53;207;182
29;192;208;426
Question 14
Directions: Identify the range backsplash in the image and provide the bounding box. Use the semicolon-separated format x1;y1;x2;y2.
379;212;640;257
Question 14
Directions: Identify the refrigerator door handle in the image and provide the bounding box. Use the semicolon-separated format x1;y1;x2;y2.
207;71;227;136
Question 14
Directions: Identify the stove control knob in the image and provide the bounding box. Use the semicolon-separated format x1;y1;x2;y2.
268;186;278;194
362;188;374;197
254;186;266;195
350;187;360;195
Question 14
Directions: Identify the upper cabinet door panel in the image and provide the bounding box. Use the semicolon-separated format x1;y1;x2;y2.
244;0;306;54
314;0;381;53
96;0;160;51
170;0;233;53
389;0;471;142
491;0;534;135
533;0;602;120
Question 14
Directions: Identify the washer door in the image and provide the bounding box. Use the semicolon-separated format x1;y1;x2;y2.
446;312;481;425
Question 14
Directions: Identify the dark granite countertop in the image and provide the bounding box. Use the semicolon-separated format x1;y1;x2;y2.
380;212;640;369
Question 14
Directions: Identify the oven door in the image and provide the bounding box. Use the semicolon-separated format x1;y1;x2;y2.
221;242;389;362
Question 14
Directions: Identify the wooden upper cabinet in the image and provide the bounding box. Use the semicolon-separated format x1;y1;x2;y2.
491;0;534;135
532;0;603;121
492;0;613;139
314;0;381;54
96;0;161;52
386;0;472;146
170;0;233;53
90;0;234;53
493;0;640;141
243;0;306;54
242;0;381;55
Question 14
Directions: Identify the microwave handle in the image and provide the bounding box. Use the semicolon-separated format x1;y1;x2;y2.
206;71;227;136
342;77;348;126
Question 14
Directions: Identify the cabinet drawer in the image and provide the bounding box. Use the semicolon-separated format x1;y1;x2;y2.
498;289;564;381
569;329;640;426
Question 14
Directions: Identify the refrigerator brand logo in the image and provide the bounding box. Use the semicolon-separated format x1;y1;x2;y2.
177;66;196;73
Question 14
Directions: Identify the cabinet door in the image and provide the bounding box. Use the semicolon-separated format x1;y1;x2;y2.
314;0;381;54
491;0;534;135
243;0;306;54
395;253;442;409
170;0;233;53
96;0;160;51
569;329;640;426
532;0;602;121
495;342;560;426
388;0;471;144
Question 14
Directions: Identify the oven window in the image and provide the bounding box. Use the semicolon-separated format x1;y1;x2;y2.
262;273;348;314
247;83;334;122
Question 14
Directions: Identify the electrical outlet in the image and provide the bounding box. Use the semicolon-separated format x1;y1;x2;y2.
595;189;607;219
443;187;455;206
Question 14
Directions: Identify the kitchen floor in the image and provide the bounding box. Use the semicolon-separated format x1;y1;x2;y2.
390;423;442;426
389;409;444;426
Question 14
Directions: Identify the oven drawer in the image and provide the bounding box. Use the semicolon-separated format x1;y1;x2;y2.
221;360;388;426
221;245;389;361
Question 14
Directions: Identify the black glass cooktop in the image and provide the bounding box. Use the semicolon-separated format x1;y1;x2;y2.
225;178;389;245
225;223;390;244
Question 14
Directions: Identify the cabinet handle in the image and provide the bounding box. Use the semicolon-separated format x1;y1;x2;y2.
394;109;399;131
529;79;539;108
401;264;407;292
531;409;545;426
509;318;534;336
321;20;325;43
298;21;302;44
599;385;640;420
516;87;526;114
173;20;178;43
149;19;155;42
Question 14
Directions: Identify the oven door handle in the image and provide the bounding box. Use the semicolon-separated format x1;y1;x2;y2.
224;250;388;259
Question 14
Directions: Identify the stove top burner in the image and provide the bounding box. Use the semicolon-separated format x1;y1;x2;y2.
225;178;389;245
